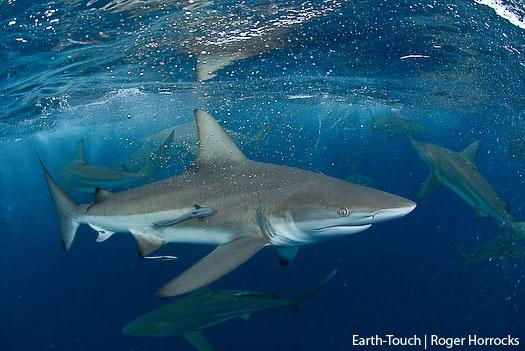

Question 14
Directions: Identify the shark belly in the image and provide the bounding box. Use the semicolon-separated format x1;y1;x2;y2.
82;211;236;245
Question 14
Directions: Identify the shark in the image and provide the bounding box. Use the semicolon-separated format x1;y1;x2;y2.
123;270;336;351
370;110;425;138
460;231;524;268
411;140;525;237
40;109;416;297
59;131;174;193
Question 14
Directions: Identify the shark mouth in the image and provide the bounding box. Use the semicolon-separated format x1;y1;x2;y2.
314;224;372;236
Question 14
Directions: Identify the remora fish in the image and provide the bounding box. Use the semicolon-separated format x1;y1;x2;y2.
411;140;525;237
59;131;173;193
40;109;416;297
123;270;337;351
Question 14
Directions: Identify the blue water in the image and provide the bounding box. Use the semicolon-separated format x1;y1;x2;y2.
1;0;525;350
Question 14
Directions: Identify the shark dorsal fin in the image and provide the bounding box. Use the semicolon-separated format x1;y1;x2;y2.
74;139;86;162
461;141;480;162
94;188;112;203
194;109;246;165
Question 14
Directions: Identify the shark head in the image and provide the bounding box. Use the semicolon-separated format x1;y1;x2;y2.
265;179;416;245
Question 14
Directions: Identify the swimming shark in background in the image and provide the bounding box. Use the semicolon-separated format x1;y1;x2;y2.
40;109;416;297
123;270;337;351
460;231;524;268
411;140;525;237
370;110;425;138
59;131;174;193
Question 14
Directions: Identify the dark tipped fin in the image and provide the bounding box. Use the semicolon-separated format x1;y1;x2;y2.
277;247;299;266
156;237;267;297
182;331;213;351
131;233;165;257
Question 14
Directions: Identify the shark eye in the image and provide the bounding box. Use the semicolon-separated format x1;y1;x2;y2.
339;207;350;217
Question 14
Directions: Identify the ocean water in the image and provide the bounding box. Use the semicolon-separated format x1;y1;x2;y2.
1;0;524;350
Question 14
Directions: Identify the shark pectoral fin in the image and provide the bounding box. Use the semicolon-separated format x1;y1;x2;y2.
131;233;165;257
460;140;481;162
240;313;252;321
277;246;299;266
182;331;213;351
94;188;112;203
418;173;441;201
96;230;115;242
156;237;267;297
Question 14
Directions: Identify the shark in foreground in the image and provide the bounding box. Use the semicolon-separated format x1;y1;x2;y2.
411;140;525;238
59;131;174;193
40;109;416;297
123;270;336;351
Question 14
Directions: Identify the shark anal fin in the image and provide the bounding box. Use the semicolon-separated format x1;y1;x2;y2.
277;246;299;266
131;233;165;257
418;172;441;201
182;331;213;351
156;236;267;297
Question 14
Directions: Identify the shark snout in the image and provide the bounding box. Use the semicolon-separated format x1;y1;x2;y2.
370;201;416;223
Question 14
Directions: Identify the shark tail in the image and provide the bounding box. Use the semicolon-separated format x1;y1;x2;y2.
289;269;337;311
38;156;81;251
137;130;174;180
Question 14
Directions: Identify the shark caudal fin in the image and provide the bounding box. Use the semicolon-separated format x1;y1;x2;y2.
38;155;82;250
137;130;174;179
289;269;337;310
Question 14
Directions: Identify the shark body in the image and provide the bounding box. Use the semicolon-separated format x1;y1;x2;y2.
123;270;336;351
412;140;525;238
59;132;173;193
40;109;416;297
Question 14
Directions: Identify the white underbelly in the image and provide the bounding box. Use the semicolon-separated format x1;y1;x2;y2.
81;211;235;245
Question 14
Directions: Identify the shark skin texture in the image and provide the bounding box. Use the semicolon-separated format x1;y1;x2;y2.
40;109;416;297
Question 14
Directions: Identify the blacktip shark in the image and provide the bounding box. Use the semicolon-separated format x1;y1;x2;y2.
123;269;336;351
40;109;416;297
59;131;174;193
411;140;525;237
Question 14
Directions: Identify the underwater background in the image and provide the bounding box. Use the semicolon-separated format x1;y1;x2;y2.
1;0;524;350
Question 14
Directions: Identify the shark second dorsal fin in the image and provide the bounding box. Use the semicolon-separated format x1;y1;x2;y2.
461;141;481;162
194;109;247;165
75;139;86;162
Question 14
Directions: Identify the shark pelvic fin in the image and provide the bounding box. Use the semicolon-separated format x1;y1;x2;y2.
74;139;86;162
38;155;81;250
96;230;115;242
240;313;252;321
474;209;488;221
94;188;112;203
277;246;299;266
194;109;247;165
156;236;267;297
131;233;165;257
460;141;481;162
182;331;213;351
418;172;441;201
